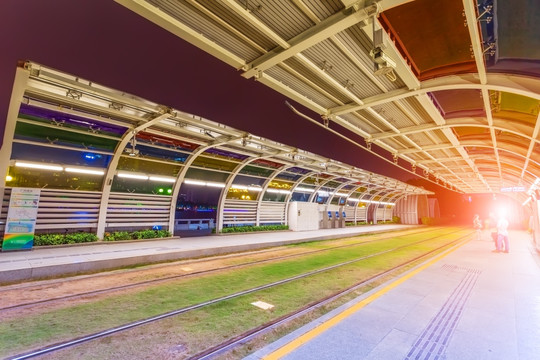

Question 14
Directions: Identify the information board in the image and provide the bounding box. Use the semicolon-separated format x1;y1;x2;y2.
2;188;40;251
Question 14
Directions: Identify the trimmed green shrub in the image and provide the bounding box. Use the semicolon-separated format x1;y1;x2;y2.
346;221;368;226
103;231;131;242
221;224;289;234
34;232;98;246
33;229;172;245
103;229;172;242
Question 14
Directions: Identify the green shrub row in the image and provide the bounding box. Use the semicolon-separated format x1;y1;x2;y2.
103;229;171;241
34;232;98;246
33;229;172;246
346;221;368;226
221;224;289;233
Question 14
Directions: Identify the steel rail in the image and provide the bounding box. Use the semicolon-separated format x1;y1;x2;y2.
0;227;444;312
7;229;471;360
190;235;471;360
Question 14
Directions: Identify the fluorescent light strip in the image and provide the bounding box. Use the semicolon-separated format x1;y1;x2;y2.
355;199;395;206
247;186;262;192
149;176;176;183
118;172;148;180
184;179;206;186
295;187;315;193
334;192;349;197
15;161;63;171
231;184;248;190
65;167;105;176
267;188;291;194
184;179;226;188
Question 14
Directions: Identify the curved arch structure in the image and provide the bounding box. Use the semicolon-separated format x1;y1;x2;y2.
0;62;431;237
115;0;539;205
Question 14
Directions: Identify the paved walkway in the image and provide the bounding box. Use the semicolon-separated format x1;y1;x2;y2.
247;230;540;360
0;224;416;283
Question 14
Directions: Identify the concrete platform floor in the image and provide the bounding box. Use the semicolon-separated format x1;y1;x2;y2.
246;230;540;360
0;224;416;283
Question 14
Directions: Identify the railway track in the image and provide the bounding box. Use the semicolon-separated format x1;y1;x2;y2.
0;227;449;313
6;229;472;360
190;234;471;360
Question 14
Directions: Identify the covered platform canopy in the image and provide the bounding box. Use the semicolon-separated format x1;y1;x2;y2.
0;61;431;238
116;0;540;205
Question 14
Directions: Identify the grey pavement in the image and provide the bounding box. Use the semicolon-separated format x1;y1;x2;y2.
246;230;540;360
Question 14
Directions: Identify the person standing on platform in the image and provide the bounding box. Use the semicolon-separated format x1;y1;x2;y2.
473;214;482;240
496;213;509;253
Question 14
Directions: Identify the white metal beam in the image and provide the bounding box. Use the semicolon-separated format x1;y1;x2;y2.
0;66;30;186
115;0;245;68
96;111;174;239
329;74;540;115
520;111;540;181
240;3;377;78
462;0;487;85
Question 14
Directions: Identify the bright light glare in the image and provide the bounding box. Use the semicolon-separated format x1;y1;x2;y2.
149;176;176;183
184;179;206;186
65;167;105;176
295;187;315;193
183;179;226;188
231;184;248;190
267;188;290;194
118;172;148;180
15;161;63;171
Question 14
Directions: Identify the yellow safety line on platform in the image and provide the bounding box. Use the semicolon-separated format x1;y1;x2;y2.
262;240;469;360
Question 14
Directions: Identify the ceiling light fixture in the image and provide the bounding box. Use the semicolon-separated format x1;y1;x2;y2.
65;167;105;176
117;172;148;180
149;176;176;183
15;161;63;171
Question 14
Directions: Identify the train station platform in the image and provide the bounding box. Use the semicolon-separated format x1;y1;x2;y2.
0;224;417;284
247;230;540;360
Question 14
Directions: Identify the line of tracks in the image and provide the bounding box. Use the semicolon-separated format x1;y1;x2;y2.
6;228;472;360
0;227;443;313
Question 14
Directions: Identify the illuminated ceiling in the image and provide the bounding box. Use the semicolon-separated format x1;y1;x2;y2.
116;0;540;204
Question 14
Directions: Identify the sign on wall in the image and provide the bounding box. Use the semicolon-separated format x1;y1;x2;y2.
2;188;40;251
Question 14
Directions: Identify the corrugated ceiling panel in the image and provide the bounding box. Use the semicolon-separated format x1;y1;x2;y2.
301;0;344;20
375;102;417;129
265;66;340;109
244;0;314;41
427;129;452;146
339;112;382;134
302;40;383;99
355;109;393;132
400;97;436;125
283;57;351;104
146;0;264;61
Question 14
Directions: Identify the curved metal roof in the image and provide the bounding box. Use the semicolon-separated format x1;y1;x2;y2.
117;0;539;204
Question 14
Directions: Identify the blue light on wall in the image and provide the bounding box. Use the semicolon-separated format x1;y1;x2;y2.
84;153;101;161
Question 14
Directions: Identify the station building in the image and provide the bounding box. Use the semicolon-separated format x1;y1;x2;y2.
0;0;538;249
